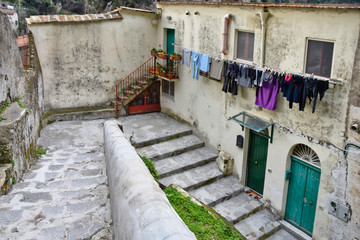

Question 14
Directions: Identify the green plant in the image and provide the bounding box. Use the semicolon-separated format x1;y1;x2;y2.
12;177;16;185
14;97;29;111
139;155;158;183
171;52;181;57
158;49;167;54
165;187;244;240
151;48;158;53
0;101;10;114
36;145;48;159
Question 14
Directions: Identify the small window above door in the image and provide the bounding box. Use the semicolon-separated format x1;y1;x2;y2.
236;31;254;61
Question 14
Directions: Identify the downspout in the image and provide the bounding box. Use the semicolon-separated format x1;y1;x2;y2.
154;0;157;15
258;9;269;68
222;14;232;55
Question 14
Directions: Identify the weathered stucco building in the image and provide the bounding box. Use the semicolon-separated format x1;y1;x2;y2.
25;2;360;239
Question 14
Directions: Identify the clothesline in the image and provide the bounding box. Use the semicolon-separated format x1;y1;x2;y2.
181;47;342;84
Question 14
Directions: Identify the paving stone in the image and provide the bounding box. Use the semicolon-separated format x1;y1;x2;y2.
155;147;218;178
266;228;298;240
20;192;52;203
189;175;244;206
0;210;23;225
39;225;67;240
213;192;262;223
71;176;106;188
68;220;105;240
159;162;224;191
48;165;65;171
67;201;99;214
137;134;204;161
234;209;281;240
81;169;101;177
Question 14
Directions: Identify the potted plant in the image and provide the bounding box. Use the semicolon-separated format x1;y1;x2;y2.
170;52;182;61
157;49;168;59
151;48;158;56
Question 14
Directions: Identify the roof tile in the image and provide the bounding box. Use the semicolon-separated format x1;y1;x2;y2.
26;11;123;25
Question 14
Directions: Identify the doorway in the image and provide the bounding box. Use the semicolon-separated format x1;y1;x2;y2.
128;81;161;115
246;130;269;195
285;145;321;236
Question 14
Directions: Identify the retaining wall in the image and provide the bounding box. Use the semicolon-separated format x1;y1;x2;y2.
103;120;196;240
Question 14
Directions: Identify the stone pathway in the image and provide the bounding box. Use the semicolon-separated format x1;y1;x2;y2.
0;120;112;240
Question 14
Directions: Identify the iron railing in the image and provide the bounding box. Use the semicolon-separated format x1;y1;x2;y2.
115;55;180;117
115;57;156;117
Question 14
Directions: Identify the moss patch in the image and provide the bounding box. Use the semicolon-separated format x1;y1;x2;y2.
165;187;245;240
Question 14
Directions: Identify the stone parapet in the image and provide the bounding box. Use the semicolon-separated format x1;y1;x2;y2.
103;120;196;240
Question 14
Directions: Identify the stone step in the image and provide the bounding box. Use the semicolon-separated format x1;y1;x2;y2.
159;161;224;191
137;135;204;161
278;220;312;240
234;209;281;240
155;147;217;178
189;175;244;207
117;113;193;148
265;228;298;240
213;192;263;224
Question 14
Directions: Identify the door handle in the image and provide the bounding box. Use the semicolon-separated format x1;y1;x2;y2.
309;201;313;205
255;161;258;165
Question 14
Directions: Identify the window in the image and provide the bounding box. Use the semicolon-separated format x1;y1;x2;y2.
236;31;254;61
306;40;334;78
162;79;174;98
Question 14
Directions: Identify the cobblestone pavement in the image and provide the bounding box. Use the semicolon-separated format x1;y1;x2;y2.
0;120;113;240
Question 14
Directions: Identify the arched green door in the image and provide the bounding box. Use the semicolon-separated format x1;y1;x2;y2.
285;156;321;236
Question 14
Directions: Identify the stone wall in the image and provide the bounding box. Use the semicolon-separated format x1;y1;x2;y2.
0;13;42;193
28;9;158;111
103;120;196;240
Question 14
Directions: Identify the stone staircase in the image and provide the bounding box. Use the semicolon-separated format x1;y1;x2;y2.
134;121;303;240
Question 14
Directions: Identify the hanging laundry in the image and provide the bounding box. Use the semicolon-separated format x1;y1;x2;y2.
192;51;200;80
182;48;192;68
199;54;210;77
237;65;253;88
312;80;329;113
229;63;238;95
209;58;224;80
289;75;304;109
222;61;231;93
254;68;264;87
255;77;279;110
300;77;317;111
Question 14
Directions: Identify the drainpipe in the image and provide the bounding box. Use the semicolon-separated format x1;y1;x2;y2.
258;9;269;68
344;143;360;158
222;14;232;55
154;0;157;15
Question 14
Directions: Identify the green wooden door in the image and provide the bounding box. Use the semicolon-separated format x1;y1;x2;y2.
166;29;175;55
285;156;321;236
247;130;269;195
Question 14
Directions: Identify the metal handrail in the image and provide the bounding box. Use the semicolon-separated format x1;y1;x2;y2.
116;57;156;117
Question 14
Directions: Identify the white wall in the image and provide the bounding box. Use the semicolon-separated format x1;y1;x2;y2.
157;3;360;239
29;9;158;110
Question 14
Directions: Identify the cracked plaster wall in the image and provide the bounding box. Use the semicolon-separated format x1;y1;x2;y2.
28;10;158;111
158;4;360;239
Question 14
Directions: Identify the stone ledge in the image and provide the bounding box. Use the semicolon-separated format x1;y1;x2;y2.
0;103;26;144
41;107;116;126
103;120;196;240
